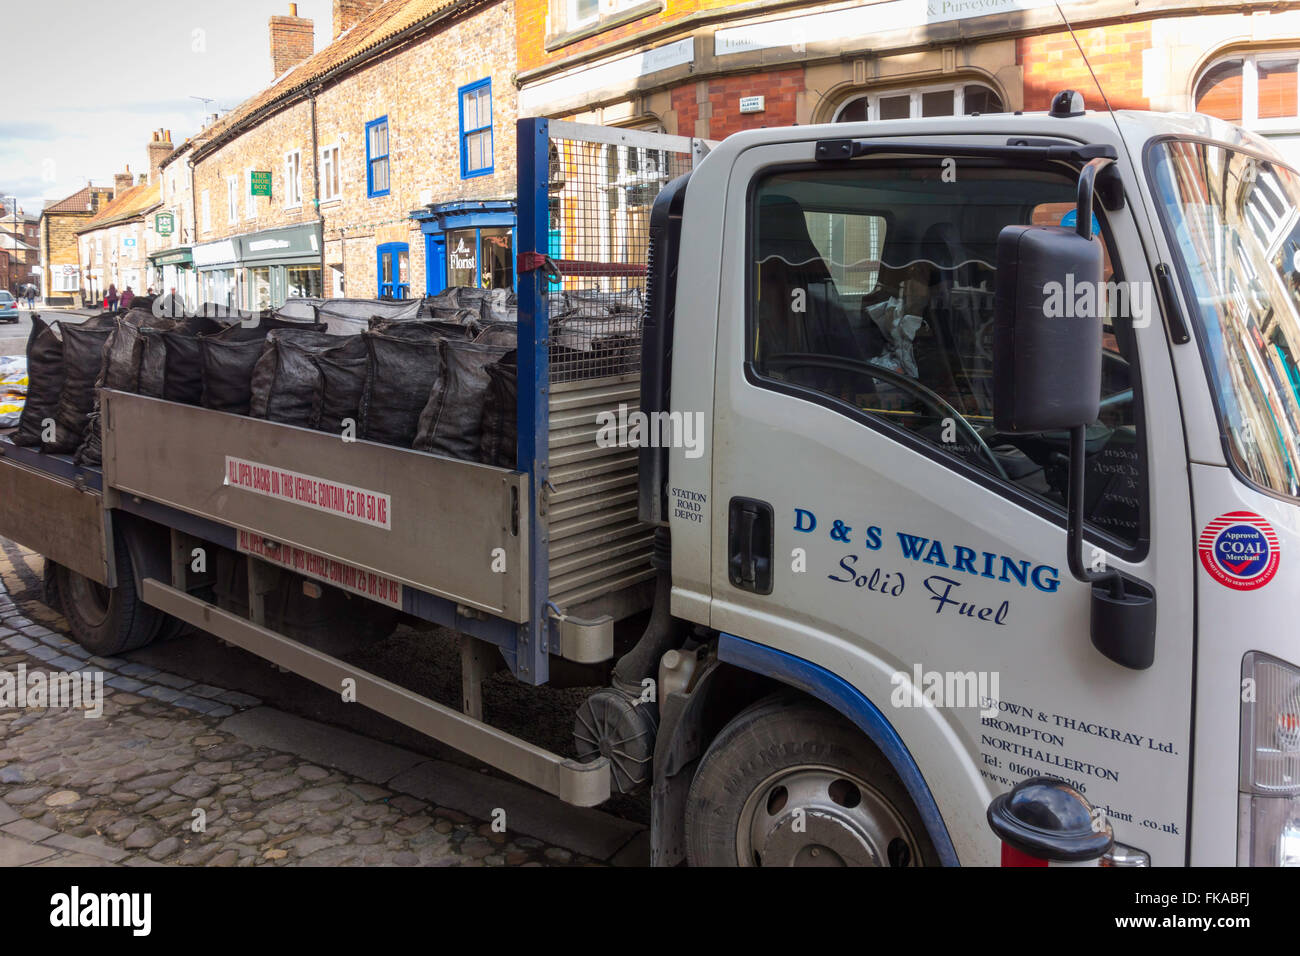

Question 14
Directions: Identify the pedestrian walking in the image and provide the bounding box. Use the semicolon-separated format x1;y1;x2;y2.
106;283;118;311
120;286;134;309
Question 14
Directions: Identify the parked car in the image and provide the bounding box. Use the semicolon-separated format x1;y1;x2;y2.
0;291;18;323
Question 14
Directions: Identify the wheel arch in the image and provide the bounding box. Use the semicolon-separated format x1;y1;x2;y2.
717;633;959;865
652;632;962;866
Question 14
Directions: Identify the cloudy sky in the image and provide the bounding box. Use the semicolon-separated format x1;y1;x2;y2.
1;0;332;215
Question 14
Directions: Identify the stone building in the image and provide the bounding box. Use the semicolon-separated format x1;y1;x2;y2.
188;0;517;310
37;185;115;305
514;0;1300;168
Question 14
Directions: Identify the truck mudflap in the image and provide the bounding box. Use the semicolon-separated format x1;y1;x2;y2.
0;440;112;586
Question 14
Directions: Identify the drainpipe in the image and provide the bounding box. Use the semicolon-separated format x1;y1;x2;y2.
310;86;325;296
188;157;199;307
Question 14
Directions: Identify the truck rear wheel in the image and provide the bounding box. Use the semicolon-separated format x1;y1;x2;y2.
56;532;163;657
684;693;934;867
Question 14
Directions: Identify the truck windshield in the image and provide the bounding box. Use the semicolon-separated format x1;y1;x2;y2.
1151;140;1300;499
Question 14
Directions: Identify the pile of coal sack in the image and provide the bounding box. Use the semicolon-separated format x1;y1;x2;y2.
12;285;644;470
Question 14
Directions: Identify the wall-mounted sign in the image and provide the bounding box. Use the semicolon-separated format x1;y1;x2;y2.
155;211;174;236
122;237;137;248
739;95;766;114
250;171;272;197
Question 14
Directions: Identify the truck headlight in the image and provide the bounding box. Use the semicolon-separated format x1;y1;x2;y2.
1239;651;1300;866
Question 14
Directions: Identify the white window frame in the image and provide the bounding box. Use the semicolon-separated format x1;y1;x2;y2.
320;143;341;202
1197;51;1300;134
832;81;1002;122
226;174;239;224
246;167;257;220
554;0;641;37
201;190;210;232
284;149;303;209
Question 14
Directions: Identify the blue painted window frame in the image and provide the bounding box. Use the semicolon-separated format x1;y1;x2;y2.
376;241;409;299
366;116;390;198
458;79;493;179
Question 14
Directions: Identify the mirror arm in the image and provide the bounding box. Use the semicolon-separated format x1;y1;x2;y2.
1074;156;1115;240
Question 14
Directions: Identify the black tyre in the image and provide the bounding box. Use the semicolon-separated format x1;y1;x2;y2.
685;692;935;867
56;532;163;657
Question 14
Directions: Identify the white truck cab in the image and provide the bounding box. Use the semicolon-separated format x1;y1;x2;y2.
643;98;1300;866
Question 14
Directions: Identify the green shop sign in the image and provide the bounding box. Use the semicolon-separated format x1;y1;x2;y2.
155;211;174;236
250;171;272;197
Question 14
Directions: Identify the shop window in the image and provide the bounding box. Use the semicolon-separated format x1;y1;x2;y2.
445;227;514;290
1196;52;1300;129
377;242;410;298
248;266;273;310
287;265;323;299
834;82;1004;123
367;117;390;197
460;80;493;178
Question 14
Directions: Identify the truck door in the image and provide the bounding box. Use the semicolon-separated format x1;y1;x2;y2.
705;138;1195;865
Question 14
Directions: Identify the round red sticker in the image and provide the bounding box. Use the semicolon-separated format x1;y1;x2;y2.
1198;511;1281;590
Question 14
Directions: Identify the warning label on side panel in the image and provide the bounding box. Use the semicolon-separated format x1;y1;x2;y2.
237;531;404;609
224;456;391;530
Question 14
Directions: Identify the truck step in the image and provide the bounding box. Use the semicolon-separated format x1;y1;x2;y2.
140;578;612;808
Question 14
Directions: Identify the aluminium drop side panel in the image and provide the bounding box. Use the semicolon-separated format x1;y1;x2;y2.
100;390;528;621
0;453;111;585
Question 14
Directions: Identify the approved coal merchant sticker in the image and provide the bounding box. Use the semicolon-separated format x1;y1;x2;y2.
224;456;391;530
1197;510;1280;590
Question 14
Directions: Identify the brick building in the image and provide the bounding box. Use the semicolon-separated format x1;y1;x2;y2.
37;185;115;305
0;207;40;294
187;0;517;310
514;0;1300;169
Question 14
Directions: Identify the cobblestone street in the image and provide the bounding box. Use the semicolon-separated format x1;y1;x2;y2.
0;569;644;868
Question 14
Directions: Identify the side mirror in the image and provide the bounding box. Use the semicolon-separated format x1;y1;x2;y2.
992;223;1103;434
992;164;1156;671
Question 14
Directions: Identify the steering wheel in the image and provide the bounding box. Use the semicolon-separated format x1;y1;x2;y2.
763;352;1010;482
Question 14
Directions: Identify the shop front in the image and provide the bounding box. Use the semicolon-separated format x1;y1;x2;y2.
238;222;323;310
412;200;516;296
148;247;196;308
194;223;323;311
193;237;239;309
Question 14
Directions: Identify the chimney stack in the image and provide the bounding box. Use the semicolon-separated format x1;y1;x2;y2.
270;3;314;79
114;165;134;196
147;129;174;184
333;0;385;39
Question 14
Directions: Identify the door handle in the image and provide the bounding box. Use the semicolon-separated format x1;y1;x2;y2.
728;497;774;594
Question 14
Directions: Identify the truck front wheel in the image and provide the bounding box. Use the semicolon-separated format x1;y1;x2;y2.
684;693;934;866
55;532;162;657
